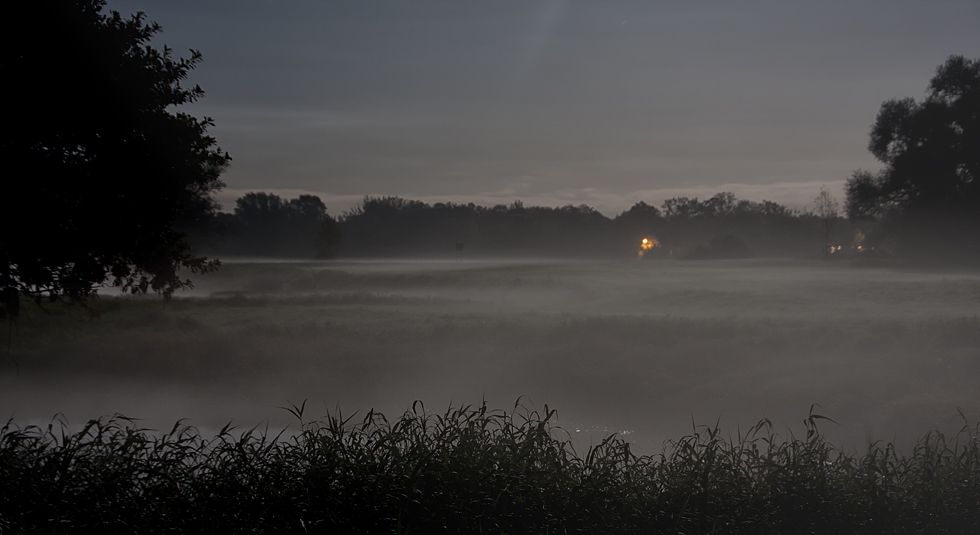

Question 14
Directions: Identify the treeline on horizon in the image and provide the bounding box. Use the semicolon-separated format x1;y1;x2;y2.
188;191;862;260
185;55;980;265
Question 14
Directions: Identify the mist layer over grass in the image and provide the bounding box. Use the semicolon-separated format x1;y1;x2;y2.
3;259;979;454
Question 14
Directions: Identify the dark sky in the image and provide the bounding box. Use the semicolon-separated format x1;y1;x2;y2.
109;0;979;216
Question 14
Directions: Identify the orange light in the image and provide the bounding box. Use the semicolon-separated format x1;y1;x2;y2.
638;237;660;258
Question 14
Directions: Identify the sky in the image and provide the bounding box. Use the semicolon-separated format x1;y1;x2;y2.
107;0;979;217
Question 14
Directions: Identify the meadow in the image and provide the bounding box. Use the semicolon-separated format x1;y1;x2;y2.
3;258;980;532
3;258;979;454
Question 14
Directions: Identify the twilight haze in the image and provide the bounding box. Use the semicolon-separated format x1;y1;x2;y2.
108;0;979;216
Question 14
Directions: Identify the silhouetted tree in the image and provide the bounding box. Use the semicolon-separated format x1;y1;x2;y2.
338;197;617;257
211;192;338;258
234;193;289;256
703;192;737;217
286;195;329;257
315;215;342;258
758;200;792;217
643;193;820;257
661;197;704;220
334;193;841;259
1;0;230;318
814;186;840;254
683;233;751;260
613;202;664;254
188;192;848;261
845;55;979;261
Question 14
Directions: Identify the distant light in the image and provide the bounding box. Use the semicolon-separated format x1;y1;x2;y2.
638;237;660;258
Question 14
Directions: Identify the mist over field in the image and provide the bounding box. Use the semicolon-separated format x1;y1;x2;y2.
4;0;979;529
4;259;979;454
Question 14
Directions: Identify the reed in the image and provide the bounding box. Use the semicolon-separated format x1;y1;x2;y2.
1;402;978;534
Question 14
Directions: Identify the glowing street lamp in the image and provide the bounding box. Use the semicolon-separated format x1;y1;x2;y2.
638;237;659;258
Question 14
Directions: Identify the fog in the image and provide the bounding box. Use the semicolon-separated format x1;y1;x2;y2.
4;259;979;454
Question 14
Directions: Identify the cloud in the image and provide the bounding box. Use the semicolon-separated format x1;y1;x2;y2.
126;0;973;219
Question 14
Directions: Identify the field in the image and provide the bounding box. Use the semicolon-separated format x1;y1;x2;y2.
3;258;980;454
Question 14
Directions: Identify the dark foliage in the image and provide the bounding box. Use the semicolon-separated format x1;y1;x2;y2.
845;56;980;261
332;193;847;259
630;193;827;258
339;197;617;258
233;193;332;258
0;0;230;318
682;233;751;260
1;404;977;534
190;193;341;258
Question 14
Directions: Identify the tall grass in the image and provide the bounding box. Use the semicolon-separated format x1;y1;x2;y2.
1;403;978;534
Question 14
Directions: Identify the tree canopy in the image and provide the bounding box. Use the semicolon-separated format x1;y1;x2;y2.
1;0;230;317
814;186;839;254
845;55;979;260
223;193;338;258
329;193;837;259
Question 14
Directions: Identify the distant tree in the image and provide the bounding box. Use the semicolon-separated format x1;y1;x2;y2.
845;55;979;260
613;202;664;254
286;195;329;257
703;192;737;217
758;200;792;218
814;186;840;254
683;234;751;260
315;215;342;258
619;201;661;219
228;193;335;258
661;197;703;220
234;193;289;256
288;195;328;226
1;0;230;318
